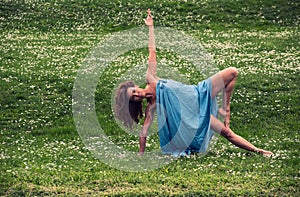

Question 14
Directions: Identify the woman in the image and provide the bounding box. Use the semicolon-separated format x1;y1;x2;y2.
115;9;273;157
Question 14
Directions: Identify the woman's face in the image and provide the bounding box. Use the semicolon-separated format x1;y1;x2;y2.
127;86;145;102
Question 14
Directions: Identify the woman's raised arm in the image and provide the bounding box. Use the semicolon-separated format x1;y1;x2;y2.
145;9;157;83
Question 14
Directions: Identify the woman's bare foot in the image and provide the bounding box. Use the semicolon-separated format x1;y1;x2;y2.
218;108;230;127
256;148;273;157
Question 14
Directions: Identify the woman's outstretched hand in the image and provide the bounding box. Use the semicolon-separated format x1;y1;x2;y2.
144;8;153;26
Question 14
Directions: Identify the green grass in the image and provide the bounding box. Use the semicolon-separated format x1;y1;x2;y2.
1;0;299;196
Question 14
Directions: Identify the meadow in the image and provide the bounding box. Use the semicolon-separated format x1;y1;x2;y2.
1;0;299;196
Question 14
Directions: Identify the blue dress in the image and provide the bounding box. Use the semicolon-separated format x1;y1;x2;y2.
156;79;218;156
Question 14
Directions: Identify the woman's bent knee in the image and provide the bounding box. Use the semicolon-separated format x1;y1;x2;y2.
228;67;238;78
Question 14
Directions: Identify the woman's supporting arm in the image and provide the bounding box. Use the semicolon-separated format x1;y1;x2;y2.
139;103;155;155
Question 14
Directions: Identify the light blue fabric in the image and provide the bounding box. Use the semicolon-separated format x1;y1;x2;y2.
156;79;218;156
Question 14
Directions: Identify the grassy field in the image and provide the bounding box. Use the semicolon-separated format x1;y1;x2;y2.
1;0;299;196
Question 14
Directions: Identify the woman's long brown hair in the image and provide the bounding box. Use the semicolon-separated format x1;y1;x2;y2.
114;81;143;129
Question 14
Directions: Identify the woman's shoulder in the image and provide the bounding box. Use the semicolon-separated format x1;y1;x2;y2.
146;77;160;86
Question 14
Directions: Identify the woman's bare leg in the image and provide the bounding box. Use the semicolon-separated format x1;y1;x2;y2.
210;115;273;157
211;67;238;127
